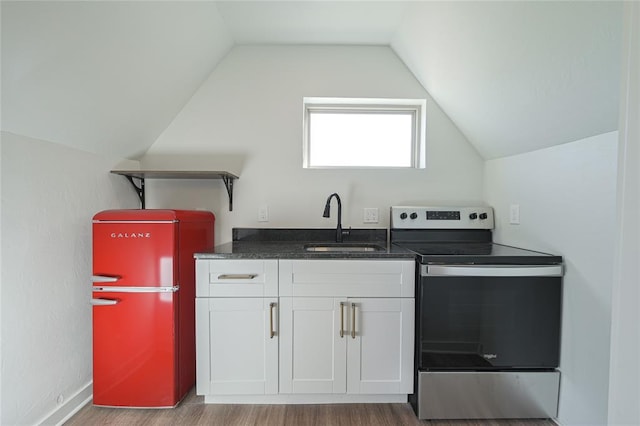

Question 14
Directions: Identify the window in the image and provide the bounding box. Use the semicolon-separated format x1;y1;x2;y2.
303;97;426;169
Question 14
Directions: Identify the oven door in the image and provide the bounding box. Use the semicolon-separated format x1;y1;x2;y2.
419;264;563;370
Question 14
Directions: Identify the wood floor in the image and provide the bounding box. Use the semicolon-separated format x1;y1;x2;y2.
65;390;557;426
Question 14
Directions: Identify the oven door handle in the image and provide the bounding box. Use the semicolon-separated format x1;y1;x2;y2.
423;264;563;277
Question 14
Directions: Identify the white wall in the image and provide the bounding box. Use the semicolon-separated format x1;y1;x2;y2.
608;2;640;424
1;1;233;160
484;132;619;425
142;45;485;244
0;132;138;425
0;125;3;426
391;1;622;159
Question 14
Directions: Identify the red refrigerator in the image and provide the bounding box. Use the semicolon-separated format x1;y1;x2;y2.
91;209;214;407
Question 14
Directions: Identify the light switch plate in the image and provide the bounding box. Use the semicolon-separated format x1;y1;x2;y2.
364;208;379;223
509;204;520;225
258;205;269;222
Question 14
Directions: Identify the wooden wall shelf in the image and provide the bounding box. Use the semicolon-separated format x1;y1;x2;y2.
111;170;239;211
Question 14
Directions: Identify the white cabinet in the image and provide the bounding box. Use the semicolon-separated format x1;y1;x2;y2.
196;259;278;298
196;297;278;395
195;257;415;402
278;260;415;395
346;297;414;394
278;259;415;298
279;297;347;394
196;259;279;396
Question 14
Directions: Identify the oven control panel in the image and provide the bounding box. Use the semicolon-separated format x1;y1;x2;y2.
390;206;494;229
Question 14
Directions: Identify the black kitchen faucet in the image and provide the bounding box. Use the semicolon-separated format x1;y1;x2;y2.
323;193;350;243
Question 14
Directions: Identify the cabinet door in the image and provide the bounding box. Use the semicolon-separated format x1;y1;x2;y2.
346;298;415;394
196;298;278;395
279;297;347;394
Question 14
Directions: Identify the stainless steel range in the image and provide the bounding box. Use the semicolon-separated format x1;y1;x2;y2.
390;206;563;420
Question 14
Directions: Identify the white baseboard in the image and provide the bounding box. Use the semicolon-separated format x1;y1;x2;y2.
203;393;408;404
38;381;93;426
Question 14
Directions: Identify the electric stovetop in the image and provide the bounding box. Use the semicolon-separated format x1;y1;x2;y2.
393;241;563;265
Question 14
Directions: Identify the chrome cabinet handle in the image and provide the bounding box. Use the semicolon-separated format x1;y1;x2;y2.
269;302;277;338
217;274;258;280
423;265;563;277
351;303;356;339
339;302;345;338
92;275;120;283
90;298;119;306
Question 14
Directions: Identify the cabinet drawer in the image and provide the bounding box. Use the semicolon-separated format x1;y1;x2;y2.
279;259;415;297
196;259;278;297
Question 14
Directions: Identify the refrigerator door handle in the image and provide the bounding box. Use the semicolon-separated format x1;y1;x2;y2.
92;275;121;283
91;298;119;306
93;286;179;293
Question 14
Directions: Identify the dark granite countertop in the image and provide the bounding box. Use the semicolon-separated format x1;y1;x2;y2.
194;228;416;260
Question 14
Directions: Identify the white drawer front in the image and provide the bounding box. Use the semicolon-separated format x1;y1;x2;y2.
279;259;415;297
196;259;278;297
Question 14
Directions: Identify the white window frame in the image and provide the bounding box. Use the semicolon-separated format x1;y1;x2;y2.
302;97;427;169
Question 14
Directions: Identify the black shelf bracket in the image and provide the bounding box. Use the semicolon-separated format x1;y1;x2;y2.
222;175;234;211
124;176;146;209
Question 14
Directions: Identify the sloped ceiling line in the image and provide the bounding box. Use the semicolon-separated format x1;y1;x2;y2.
1;1;623;160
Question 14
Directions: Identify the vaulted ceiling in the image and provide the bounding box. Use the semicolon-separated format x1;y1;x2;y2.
1;1;623;160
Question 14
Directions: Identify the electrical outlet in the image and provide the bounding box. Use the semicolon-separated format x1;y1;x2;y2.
258;205;269;222
509;204;520;225
363;208;379;223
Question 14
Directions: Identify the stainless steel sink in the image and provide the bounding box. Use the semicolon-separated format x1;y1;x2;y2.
304;243;385;252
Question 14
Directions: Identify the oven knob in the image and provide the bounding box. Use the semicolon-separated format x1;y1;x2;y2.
479;212;488;220
410;212;418;219
400;212;407;220
469;213;478;220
